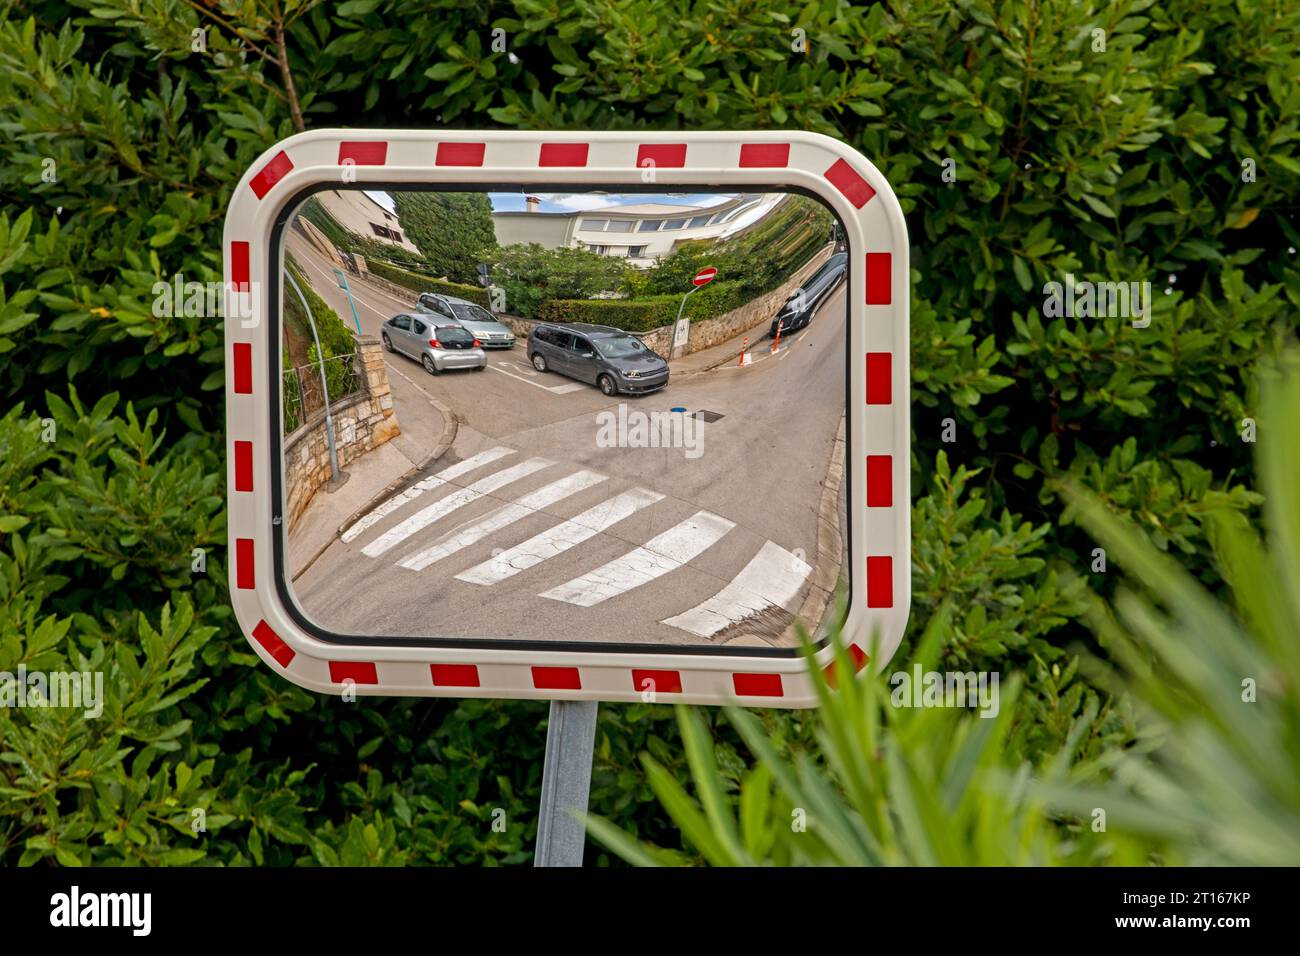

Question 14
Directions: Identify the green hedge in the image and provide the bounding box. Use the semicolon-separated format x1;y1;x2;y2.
284;258;355;364
537;296;677;332
537;277;788;333
364;259;490;307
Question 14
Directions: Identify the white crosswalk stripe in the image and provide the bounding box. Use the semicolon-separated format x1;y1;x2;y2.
397;470;608;571
660;540;812;637
455;487;665;586
539;511;735;607
361;457;553;557
340;447;514;544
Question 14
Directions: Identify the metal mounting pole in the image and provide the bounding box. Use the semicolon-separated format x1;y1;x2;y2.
534;700;598;867
285;270;341;484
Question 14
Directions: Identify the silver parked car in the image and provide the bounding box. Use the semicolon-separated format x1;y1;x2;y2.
416;293;516;349
381;313;486;375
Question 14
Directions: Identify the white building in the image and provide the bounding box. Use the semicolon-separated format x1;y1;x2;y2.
314;190;421;255
492;194;784;268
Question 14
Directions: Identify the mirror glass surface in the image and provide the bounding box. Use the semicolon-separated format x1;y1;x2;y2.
278;187;849;649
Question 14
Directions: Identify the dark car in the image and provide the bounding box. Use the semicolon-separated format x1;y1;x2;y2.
527;323;669;396
769;252;848;336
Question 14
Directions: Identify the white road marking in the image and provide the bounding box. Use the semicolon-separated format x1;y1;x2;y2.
489;362;587;394
397;470;608;571
361;457;553;557
661;540;812;637
539;511;735;607
456;487;664;585
341;447;514;543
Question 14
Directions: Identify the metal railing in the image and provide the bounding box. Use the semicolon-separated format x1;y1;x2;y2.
282;352;363;435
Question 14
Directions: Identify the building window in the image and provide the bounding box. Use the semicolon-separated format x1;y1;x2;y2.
638;220;660;232
628;246;647;257
687;215;711;228
606;220;634;232
580;218;608;230
663;218;686;229
370;223;401;241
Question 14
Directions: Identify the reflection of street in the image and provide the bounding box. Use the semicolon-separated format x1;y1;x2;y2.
286;230;847;646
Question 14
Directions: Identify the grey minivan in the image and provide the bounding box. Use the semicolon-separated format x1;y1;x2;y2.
381;313;487;374
528;323;669;396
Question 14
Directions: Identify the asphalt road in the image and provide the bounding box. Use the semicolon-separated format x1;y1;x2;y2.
285;232;847;647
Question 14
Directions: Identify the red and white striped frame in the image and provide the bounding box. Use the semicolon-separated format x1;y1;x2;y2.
223;129;909;708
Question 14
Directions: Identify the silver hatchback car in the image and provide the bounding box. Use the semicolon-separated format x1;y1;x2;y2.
381;313;486;375
416;293;516;349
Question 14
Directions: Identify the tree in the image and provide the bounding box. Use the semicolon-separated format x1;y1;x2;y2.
391;192;496;284
492;243;632;318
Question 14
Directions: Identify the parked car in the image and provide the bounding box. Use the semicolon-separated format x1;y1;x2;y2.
381;313;486;374
528;323;669;396
769;252;848;336
416;293;516;349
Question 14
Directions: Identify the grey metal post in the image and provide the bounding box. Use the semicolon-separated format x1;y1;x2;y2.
534;700;598;867
284;270;341;483
670;285;701;359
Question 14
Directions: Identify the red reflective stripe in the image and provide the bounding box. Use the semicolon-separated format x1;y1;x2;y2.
234;440;253;492
823;643;869;688
230;241;250;292
632;669;682;694
738;143;790;168
539;143;589;166
249;150;293;199
338;141;388;165
532;666;581;690
867;556;893;608
865;253;892;305
637;144;687;168
824;158;875;208
866;455;892;507
430;664;480;687
252;620;295;668
329;661;378;684
865;353;891;405
233;343;253;394
732;673;784;697
235;538;255;589
436;142;486;166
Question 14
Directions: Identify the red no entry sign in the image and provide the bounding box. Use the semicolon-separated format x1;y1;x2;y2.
692;267;717;287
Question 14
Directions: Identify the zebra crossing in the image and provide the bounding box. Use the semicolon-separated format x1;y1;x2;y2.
339;445;813;639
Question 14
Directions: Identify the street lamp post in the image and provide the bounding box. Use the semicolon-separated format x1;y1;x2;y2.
285;270;342;485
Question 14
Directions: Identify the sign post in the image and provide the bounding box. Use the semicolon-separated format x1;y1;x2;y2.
332;267;363;334
671;267;716;358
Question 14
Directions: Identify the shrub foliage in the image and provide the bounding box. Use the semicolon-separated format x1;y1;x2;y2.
0;0;1296;865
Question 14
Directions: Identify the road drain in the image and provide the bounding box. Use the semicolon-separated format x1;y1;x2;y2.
693;410;725;423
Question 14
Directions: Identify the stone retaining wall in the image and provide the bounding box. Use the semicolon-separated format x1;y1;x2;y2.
283;336;400;533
